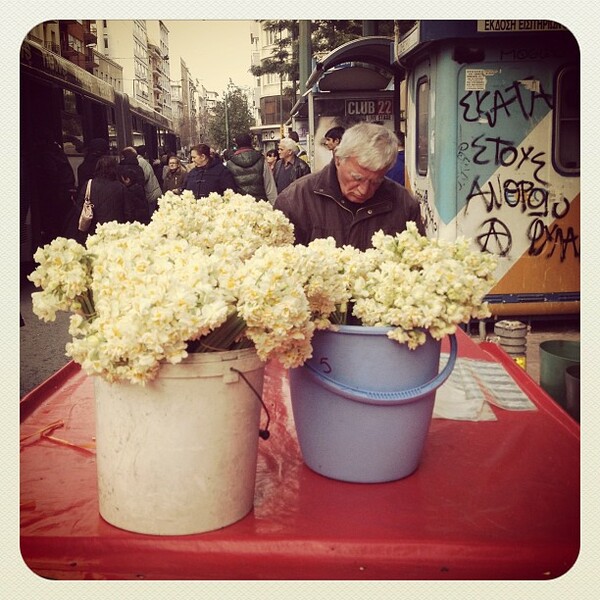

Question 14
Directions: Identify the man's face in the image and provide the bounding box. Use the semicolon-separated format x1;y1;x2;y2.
278;144;295;163
324;137;340;151
335;156;387;203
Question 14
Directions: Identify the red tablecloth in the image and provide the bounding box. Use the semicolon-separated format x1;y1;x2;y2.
20;329;579;580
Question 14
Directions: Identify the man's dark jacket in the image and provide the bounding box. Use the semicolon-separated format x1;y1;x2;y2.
274;159;424;251
182;157;237;198
227;147;267;200
273;155;311;192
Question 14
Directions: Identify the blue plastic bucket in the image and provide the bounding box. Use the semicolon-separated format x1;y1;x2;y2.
289;326;457;483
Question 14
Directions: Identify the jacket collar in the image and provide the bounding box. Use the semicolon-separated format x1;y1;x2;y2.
312;159;344;201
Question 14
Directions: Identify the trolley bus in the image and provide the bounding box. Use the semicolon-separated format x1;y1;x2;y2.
395;20;580;318
20;38;178;263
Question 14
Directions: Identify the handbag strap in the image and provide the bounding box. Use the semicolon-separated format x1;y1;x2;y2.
84;179;92;202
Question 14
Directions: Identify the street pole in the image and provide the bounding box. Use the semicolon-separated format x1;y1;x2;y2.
224;90;229;150
279;74;284;138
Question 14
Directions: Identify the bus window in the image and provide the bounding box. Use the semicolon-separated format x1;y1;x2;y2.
61;88;83;155
416;76;429;175
131;114;144;147
107;105;117;153
554;66;580;174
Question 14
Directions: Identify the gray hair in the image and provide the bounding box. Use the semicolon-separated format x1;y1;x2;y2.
279;137;298;152
335;122;399;172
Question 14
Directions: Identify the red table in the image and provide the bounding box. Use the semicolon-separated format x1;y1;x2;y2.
20;329;579;580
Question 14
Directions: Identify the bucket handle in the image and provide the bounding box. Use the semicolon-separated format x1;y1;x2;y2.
230;367;271;440
303;333;458;406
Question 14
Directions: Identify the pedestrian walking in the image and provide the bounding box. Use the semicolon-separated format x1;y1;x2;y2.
273;138;311;194
66;155;138;242
182;143;237;198
36;133;76;244
226;133;277;203
162;155;188;195
323;126;345;154
119;163;150;224
265;149;278;173
121;146;162;215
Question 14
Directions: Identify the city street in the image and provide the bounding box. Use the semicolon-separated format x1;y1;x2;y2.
20;278;71;398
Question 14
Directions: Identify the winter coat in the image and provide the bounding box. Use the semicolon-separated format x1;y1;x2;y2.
124;181;150;224
137;156;162;206
65;177;136;242
182;157;237;198
274;159;424;251
226;148;271;201
161;165;188;194
273;155;311;193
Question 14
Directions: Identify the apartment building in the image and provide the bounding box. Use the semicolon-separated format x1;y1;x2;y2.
249;21;294;152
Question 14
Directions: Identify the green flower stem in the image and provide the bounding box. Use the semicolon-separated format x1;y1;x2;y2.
193;312;249;352
330;302;349;325
77;292;96;320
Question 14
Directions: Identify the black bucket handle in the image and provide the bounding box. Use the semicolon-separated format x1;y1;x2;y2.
230;367;271;439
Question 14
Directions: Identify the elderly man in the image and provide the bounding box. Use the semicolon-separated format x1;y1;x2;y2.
274;122;424;251
273;137;311;193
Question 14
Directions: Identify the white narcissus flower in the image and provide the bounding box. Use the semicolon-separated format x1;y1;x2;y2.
28;192;299;384
28;197;498;384
349;224;497;347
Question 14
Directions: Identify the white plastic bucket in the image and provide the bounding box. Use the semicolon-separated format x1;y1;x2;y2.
290;326;457;483
94;348;265;535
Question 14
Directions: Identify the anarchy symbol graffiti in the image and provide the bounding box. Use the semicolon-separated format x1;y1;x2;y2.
476;218;512;256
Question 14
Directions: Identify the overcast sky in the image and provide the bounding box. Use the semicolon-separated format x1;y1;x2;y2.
163;20;255;96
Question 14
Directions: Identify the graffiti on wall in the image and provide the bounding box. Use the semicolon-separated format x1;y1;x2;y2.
413;188;438;234
458;79;553;128
457;80;579;262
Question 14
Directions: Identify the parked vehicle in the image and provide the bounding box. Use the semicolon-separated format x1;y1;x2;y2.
20;38;179;262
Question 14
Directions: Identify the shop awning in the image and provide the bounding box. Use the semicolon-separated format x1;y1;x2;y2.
305;36;396;90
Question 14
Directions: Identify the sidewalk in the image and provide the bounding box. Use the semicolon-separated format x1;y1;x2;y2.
20;279;71;398
472;317;580;386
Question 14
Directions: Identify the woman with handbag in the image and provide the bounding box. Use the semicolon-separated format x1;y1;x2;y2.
65;155;134;242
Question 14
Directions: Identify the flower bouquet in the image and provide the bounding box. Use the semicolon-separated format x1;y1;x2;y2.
285;223;498;483
334;222;498;346
29;190;497;386
28;190;348;385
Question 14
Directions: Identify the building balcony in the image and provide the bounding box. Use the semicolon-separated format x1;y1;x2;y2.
62;44;99;72
83;30;97;47
44;42;61;54
26;32;43;45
